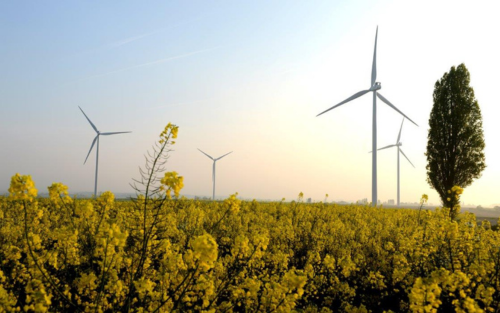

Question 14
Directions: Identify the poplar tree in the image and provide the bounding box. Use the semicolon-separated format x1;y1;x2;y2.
426;63;485;211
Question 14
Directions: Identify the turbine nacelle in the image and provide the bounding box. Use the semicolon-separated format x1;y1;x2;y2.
369;82;381;91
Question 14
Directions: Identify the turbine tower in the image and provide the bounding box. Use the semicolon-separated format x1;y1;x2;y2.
198;149;232;200
317;26;418;206
372;118;414;207
79;106;131;197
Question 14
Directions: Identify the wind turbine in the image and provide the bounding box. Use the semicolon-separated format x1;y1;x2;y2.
198;149;232;200
316;26;418;206
79;106;131;197
372;118;414;207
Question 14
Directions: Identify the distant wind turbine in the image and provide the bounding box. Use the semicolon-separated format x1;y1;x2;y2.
316;26;418;206
198;149;232;200
371;118;414;207
79;106;131;197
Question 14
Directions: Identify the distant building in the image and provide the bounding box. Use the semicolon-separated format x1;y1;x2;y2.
388;199;395;205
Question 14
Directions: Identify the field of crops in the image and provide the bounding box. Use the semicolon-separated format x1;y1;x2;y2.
1;124;500;312
1;180;500;312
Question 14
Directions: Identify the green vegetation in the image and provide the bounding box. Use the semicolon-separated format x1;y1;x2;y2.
426;63;486;215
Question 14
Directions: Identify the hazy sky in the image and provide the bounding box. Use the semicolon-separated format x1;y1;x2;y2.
2;1;500;206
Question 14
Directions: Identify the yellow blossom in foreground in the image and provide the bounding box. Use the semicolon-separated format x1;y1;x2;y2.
24;279;52;312
97;191;115;209
160;171;184;199
451;186;464;195
134;278;156;301
48;182;72;207
3;174;500;312
159;122;179;145
224;192;241;214
8;173;37;202
191;234;218;271
409;277;442;312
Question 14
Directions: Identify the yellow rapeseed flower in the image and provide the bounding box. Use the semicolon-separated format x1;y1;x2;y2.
160;171;184;199
224;192;241;214
191;233;218;271
48;182;72;207
159;123;179;145
8;173;37;202
451;185;464;195
420;194;428;205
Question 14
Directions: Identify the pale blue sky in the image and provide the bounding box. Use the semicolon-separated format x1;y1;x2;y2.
2;1;500;207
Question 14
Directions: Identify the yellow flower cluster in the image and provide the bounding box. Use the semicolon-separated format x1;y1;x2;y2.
446;185;465;219
159;171;184;199
3;174;500;312
410;268;495;312
190;234;218;271
159;122;179;145
448;185;464;200
24;279;52;312
47;182;72;208
450;186;464;194
0;270;16;310
223;192;240;214
446;186;464;201
420;194;429;205
8;173;37;202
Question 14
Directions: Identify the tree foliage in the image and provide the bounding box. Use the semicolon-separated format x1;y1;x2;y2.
426;63;485;210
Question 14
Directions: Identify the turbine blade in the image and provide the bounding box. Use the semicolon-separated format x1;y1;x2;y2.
84;135;98;164
368;144;396;153
216;151;233;161
371;26;378;86
376;93;418;126
198;148;214;160
396;118;404;143
399;148;415;168
378;144;397;151
317;90;370;117
79;106;99;133
100;131;132;135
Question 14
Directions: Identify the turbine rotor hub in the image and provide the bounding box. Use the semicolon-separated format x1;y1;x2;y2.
369;82;381;91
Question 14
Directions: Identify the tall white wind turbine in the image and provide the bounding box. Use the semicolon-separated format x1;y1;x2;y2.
198;149;232;200
79;106;131;197
317;26;418;206
372;118;414;207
